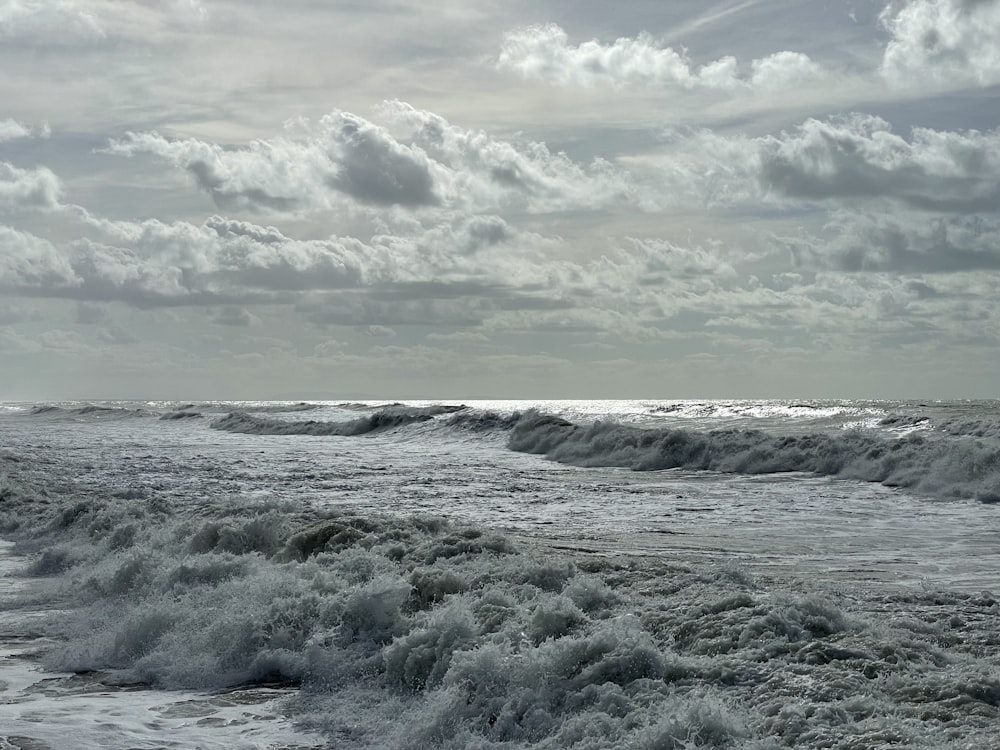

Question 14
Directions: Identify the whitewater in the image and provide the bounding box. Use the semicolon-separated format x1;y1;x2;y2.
0;399;998;749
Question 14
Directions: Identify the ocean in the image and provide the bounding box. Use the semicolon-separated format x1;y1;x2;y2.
0;399;998;749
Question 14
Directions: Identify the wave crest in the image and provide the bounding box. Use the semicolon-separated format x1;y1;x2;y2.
508;410;1000;501
210;405;467;437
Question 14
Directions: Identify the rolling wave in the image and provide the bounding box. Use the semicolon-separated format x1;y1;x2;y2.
27;404;148;419
211;404;468;436
507;411;1000;502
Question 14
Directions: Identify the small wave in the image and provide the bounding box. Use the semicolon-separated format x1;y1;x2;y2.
508;411;1000;502
211;405;467;437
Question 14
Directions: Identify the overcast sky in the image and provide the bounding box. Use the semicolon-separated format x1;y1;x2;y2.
1;0;999;400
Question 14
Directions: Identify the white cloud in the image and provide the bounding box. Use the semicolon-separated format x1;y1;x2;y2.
0;215;379;304
0;224;77;288
107;104;634;216
0;118;31;141
0;162;62;209
380;101;633;213
881;0;1000;88
496;24;825;92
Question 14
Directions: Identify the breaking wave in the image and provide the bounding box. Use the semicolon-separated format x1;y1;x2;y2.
210;405;468;437
508;411;1000;502
1;456;998;749
4;401;1000;748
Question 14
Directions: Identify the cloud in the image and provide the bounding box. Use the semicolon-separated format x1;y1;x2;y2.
75;302;107;324
0;215;379;305
0;0;106;43
0;225;77;287
312;339;344;357
106;104;634;215
880;0;1000;88
0;162;62;210
212;306;259;327
0;118;31;141
496;24;825;91
381;101;633;212
787;211;1000;272
757;114;1000;212
98;325;138;345
0;0;208;45
359;325;396;337
649;114;1000;213
0;302;25;325
325;113;439;207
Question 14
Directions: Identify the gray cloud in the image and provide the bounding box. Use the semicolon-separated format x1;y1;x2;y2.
75;302;107;324
325;113;439;207
0;0;207;46
649;115;1000;215
212;306;258;327
788;212;1000;273
0;302;25;325
758;115;1000;212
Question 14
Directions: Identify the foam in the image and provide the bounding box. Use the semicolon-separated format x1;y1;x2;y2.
3;402;1000;748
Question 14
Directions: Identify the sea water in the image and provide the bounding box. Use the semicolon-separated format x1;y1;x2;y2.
0;400;998;748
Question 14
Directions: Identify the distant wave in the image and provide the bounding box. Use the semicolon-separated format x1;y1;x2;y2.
508;411;1000;502
211;405;467;436
27;404;147;419
229;402;322;414
159;410;202;420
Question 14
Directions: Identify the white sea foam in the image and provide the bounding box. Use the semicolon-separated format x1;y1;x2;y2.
1;400;999;748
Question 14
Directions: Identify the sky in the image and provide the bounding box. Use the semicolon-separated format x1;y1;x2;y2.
1;0;999;400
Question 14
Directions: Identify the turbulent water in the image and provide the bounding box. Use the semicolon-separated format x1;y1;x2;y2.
1;399;999;749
